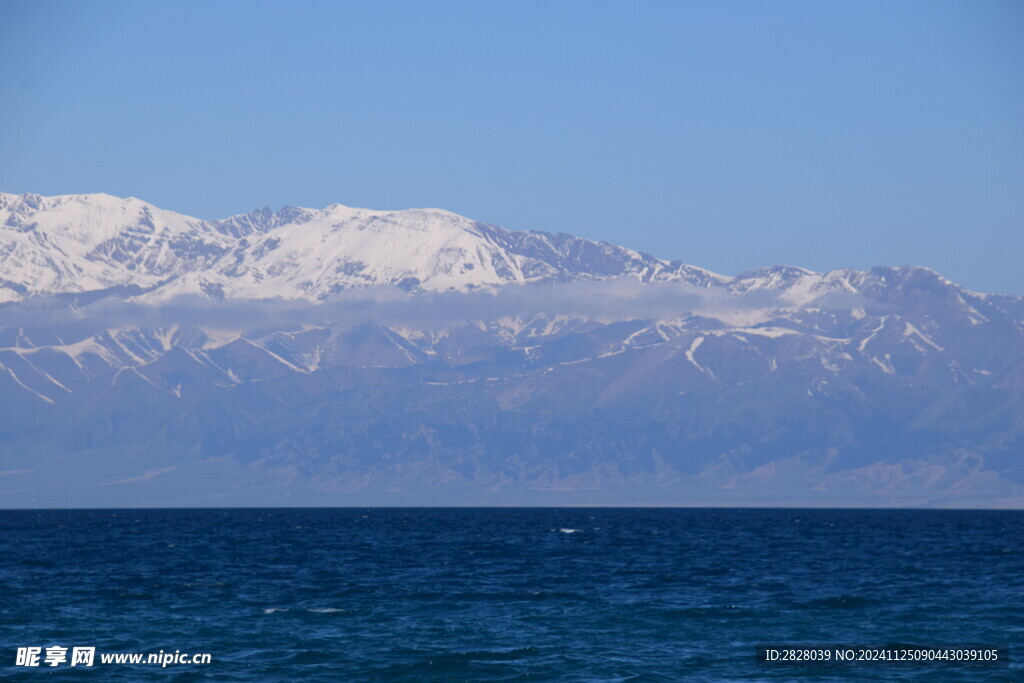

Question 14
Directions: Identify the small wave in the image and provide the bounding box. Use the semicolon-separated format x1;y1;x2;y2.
263;607;289;614
177;581;228;587
308;608;345;613
559;528;581;534
659;605;756;619
801;595;875;610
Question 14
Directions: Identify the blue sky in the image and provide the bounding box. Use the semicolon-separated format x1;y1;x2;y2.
1;0;1022;293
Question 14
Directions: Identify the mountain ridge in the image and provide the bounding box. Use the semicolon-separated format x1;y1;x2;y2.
0;192;732;304
0;192;1021;507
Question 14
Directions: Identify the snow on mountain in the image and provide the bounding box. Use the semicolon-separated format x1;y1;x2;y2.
1;192;1023;506
4;191;986;324
0;192;234;302
0;192;728;304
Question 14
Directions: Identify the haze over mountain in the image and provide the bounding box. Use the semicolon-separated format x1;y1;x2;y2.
1;193;1021;507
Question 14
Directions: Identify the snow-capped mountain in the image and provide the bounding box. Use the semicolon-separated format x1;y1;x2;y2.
0;192;723;304
1;192;1022;508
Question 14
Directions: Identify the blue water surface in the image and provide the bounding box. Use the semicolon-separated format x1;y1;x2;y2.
0;508;1020;681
